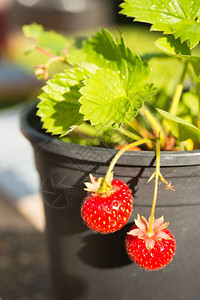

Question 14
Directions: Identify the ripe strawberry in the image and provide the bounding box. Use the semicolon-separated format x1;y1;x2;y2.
125;215;176;270
81;174;133;233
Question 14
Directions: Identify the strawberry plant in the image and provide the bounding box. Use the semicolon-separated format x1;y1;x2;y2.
23;0;200;271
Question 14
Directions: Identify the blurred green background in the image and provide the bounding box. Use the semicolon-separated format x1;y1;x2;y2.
0;0;162;107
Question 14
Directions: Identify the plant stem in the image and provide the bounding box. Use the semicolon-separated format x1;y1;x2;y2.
46;56;66;68
77;123;99;137
195;82;200;129
101;139;151;192
77;124;142;144
169;61;188;116
128;119;154;149
117;127;142;141
163;61;188;136
148;137;161;234
141;105;165;147
36;46;55;57
188;63;200;130
169;83;184;115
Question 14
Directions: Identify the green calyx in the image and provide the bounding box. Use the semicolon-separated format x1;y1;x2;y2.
84;173;113;195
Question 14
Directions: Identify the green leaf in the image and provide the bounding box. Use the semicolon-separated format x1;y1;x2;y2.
23;23;43;40
68;29;122;72
71;29;150;80
171;20;200;49
120;0;200;49
86;29;122;63
155;36;191;57
36;28;155;133
178;0;200;19
120;0;185;26
155;37;200;75
125;84;156;123
74;29;156;127
68;30;152;95
37;94;83;137
79;69;129;126
37;68;89;136
79;68;156;127
157;108;200;141
23;23;69;56
42;68;89;101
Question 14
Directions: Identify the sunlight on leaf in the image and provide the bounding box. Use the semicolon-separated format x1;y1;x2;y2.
157;108;200;141
121;0;200;49
155;36;190;57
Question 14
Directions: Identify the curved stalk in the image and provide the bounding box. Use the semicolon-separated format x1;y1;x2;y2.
148;137;160;234
46;55;66;67
101;139;151;192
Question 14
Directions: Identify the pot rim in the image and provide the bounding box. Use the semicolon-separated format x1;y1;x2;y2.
20;103;200;167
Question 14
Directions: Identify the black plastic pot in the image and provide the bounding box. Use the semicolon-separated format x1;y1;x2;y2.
21;104;200;300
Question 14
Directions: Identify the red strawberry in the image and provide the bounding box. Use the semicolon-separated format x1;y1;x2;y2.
125;215;176;270
81;174;133;233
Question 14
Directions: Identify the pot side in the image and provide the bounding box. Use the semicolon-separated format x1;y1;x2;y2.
21;103;200;300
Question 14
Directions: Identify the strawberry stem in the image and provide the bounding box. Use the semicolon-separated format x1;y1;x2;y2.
34;46;67;80
35;46;55;58
148;135;161;234
169;61;188;116
101;139;151;193
163;61;188;134
45;56;66;68
141;105;165;148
